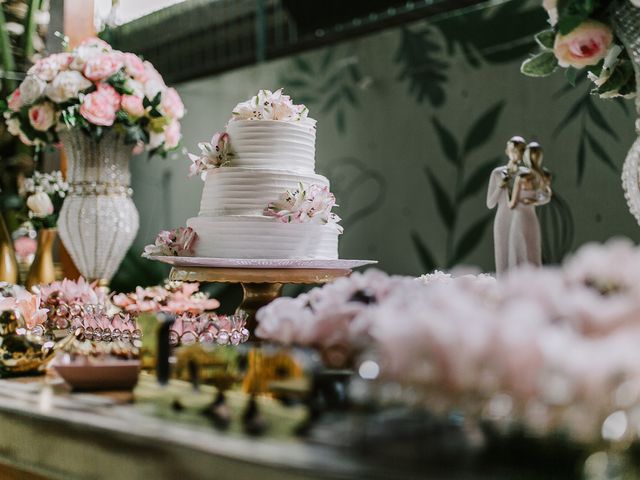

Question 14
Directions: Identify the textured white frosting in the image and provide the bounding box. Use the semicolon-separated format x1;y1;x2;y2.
226;120;316;174
199;167;330;216
187;215;339;259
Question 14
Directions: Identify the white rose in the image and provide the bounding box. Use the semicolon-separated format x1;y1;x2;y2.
28;102;56;131
631;0;640;7
543;0;558;25
149;131;165;149
26;192;54;218
19;75;46;105
5;117;22;136
125;78;144;98
45;71;93;103
142;60;166;99
69;44;103;71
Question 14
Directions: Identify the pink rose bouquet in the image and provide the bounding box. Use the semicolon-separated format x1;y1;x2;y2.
2;37;184;156
522;1;636;99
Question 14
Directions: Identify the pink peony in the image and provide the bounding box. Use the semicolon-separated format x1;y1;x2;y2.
79;90;117;126
83;53;124;81
553;20;613;69
160;87;184;119
121;94;144;117
7;89;22;111
123;53;146;81
96;83;121;109
13;236;37;258
28;53;73;81
28;102;56;131
164;119;181;149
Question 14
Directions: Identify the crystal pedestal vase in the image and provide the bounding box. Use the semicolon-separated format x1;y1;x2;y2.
58;130;139;284
612;1;640;225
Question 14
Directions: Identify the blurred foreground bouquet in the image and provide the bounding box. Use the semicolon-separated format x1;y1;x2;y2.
257;238;640;447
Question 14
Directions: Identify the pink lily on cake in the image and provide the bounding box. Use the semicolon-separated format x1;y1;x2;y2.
188;132;233;179
142;226;198;257
265;182;342;231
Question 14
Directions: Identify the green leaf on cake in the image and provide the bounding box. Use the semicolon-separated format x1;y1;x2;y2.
521;51;559;77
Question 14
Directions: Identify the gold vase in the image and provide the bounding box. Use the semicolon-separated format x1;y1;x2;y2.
26;229;57;291
0;214;18;284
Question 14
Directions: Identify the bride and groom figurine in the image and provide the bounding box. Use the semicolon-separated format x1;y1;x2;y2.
486;136;552;277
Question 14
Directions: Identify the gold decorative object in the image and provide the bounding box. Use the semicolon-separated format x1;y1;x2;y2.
0;215;18;284
25;228;57;291
169;266;351;394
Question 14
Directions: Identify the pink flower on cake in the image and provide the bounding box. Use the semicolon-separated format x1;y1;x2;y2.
121;94;144;118
142;226;198;258
83;52;124;81
231;88;310;122
265;182;342;229
7;89;22;111
160;88;184;119
188;132;233;178
28;102;56;131
553;20;613;69
79;90;117;126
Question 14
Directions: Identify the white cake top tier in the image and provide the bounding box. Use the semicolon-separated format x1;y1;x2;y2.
225;120;316;174
199;166;329;217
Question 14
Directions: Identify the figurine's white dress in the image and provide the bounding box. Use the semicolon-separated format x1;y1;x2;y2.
508;188;542;268
486;167;512;276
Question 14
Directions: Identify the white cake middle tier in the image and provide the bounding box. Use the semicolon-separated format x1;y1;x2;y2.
199;167;330;217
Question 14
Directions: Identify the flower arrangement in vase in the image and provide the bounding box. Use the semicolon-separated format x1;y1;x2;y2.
522;0;640;225
522;0;637;98
21;170;68;289
1;37;185;284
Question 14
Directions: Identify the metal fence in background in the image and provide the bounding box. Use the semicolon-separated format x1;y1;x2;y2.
106;0;490;84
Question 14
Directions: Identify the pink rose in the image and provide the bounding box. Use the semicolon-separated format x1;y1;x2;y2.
554;20;613;69
123;53;146;81
27;53;73;81
96;83;121;109
164;119;181;149
28;102;56;131
160;87;184;119
7;89;22;111
83;53;124;81
121;94;144;117
79;91;116;126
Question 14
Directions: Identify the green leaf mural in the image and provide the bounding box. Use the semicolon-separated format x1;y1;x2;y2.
280;47;364;135
394;1;546;108
553;76;628;183
413;103;504;271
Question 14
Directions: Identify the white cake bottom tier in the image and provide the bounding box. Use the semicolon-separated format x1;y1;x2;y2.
187;215;340;259
200;167;330;216
226;120;316;174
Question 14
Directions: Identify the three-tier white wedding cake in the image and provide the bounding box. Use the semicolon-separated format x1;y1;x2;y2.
186;89;342;259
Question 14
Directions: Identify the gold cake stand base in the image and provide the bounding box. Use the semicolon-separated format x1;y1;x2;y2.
169;266;351;389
